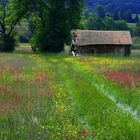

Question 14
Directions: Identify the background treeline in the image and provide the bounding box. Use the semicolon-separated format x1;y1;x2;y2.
83;13;140;36
86;0;140;23
82;2;140;37
85;16;129;30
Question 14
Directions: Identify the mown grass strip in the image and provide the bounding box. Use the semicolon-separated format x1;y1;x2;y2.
65;57;140;117
48;56;140;139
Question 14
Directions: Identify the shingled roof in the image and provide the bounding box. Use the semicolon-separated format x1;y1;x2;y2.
72;30;133;47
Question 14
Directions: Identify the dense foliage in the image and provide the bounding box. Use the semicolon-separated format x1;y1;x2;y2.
85;0;140;23
86;16;129;31
135;23;140;36
28;0;83;52
0;0;29;52
0;0;83;52
86;0;140;14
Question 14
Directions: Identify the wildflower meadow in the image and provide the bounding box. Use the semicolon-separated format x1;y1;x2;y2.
0;49;140;139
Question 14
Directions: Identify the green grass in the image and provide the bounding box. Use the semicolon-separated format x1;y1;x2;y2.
128;23;136;28
16;43;32;53
54;57;140;139
0;47;140;139
132;37;140;49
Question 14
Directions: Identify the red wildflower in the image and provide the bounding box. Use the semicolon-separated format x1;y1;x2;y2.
104;71;140;86
81;129;88;139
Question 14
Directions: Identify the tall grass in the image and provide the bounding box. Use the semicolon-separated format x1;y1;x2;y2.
0;52;140;139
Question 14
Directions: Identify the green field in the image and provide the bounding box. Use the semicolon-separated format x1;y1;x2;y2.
132;37;140;50
0;45;140;139
128;23;136;29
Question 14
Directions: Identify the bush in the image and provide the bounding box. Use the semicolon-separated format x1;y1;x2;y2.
115;20;129;30
18;35;29;43
103;17;116;30
87;16;104;30
31;27;64;53
0;41;5;51
135;23;140;36
0;36;16;52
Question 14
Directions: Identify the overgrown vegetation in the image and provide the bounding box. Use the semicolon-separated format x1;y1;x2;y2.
0;48;140;139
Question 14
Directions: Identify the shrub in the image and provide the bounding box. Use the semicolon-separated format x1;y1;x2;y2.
31;27;64;53
115;20;129;30
135;22;140;36
0;36;16;52
18;35;29;43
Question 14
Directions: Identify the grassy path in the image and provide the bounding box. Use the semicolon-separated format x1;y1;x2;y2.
66;56;140;117
47;56;140;139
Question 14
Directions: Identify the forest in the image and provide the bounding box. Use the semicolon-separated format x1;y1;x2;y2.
85;0;140;24
86;0;140;14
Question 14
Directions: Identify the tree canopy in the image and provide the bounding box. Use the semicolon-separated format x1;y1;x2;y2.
0;0;83;52
86;16;129;31
86;0;140;23
0;0;30;51
20;0;83;52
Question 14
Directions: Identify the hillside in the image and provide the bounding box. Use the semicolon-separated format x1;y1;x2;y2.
86;0;140;14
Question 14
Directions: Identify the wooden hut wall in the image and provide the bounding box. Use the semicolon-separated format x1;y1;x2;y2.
77;45;131;56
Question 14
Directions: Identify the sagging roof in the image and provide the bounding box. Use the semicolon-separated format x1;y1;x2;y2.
71;30;133;46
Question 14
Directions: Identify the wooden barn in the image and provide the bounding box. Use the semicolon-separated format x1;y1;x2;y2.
71;30;133;56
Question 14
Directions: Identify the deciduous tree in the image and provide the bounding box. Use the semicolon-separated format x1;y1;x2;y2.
28;0;83;52
94;4;106;19
103;17;116;30
0;0;28;52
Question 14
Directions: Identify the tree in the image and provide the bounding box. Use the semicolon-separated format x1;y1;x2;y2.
28;0;83;52
134;14;139;23
87;16;104;30
135;22;140;36
87;16;94;30
115;20;129;30
103;17;116;30
120;11;125;20
84;10;90;20
113;10;120;20
94;4;106;19
125;10;133;23
0;0;28;52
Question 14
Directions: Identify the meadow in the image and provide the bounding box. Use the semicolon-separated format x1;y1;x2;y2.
0;45;140;139
132;37;140;50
